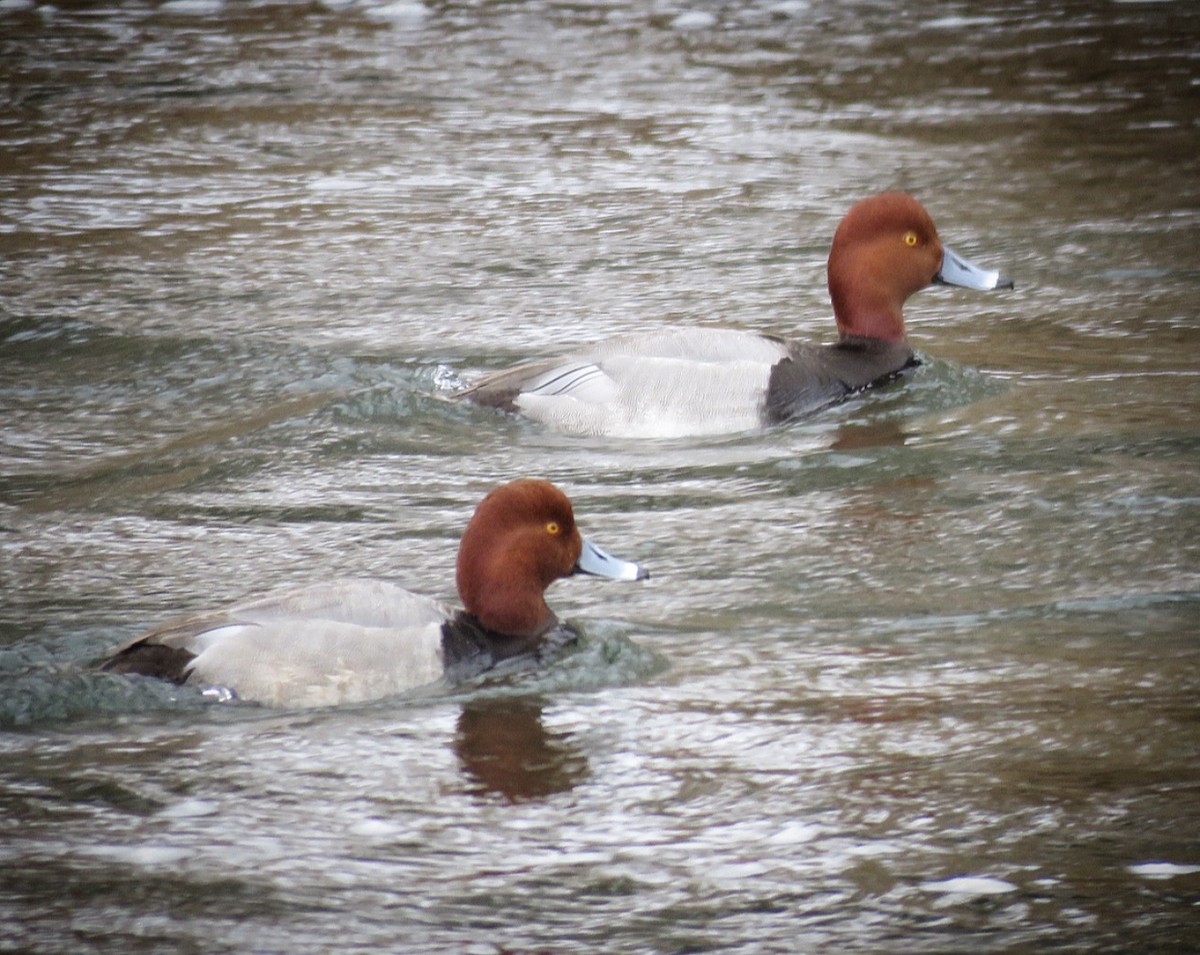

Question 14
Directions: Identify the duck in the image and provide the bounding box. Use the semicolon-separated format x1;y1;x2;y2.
99;479;648;708
453;192;1013;437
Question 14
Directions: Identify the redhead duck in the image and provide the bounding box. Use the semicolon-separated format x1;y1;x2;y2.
454;192;1012;437
99;479;648;707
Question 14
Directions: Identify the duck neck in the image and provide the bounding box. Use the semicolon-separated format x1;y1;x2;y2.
830;286;907;342
465;578;556;643
457;527;562;641
828;256;908;343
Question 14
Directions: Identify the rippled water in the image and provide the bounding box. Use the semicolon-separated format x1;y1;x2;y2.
2;1;1198;952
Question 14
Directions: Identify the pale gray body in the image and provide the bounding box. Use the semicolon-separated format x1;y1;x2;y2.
457;327;915;437
106;579;450;708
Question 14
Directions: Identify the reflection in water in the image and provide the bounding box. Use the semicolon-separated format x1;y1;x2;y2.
453;696;588;802
829;420;912;452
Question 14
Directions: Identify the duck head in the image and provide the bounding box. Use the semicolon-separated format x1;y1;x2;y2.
455;478;647;640
827;192;1012;343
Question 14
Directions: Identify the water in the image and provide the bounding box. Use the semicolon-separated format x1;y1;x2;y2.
2;0;1198;951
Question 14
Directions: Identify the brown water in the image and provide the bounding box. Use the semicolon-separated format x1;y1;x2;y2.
1;1;1198;952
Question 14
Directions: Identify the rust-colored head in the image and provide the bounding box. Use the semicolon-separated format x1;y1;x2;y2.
826;192;945;342
455;479;584;639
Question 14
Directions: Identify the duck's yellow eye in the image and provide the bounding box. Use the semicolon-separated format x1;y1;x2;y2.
903;231;919;247
545;521;560;535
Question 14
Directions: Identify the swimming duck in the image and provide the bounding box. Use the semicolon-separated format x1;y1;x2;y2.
454;192;1012;437
100;479;648;707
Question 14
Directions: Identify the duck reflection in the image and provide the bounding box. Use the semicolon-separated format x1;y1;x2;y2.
453;696;588;802
830;419;912;451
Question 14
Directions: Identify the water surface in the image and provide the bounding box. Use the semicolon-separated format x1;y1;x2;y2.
2;1;1198;952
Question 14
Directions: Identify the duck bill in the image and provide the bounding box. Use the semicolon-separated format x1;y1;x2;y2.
935;245;1014;291
575;536;649;581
